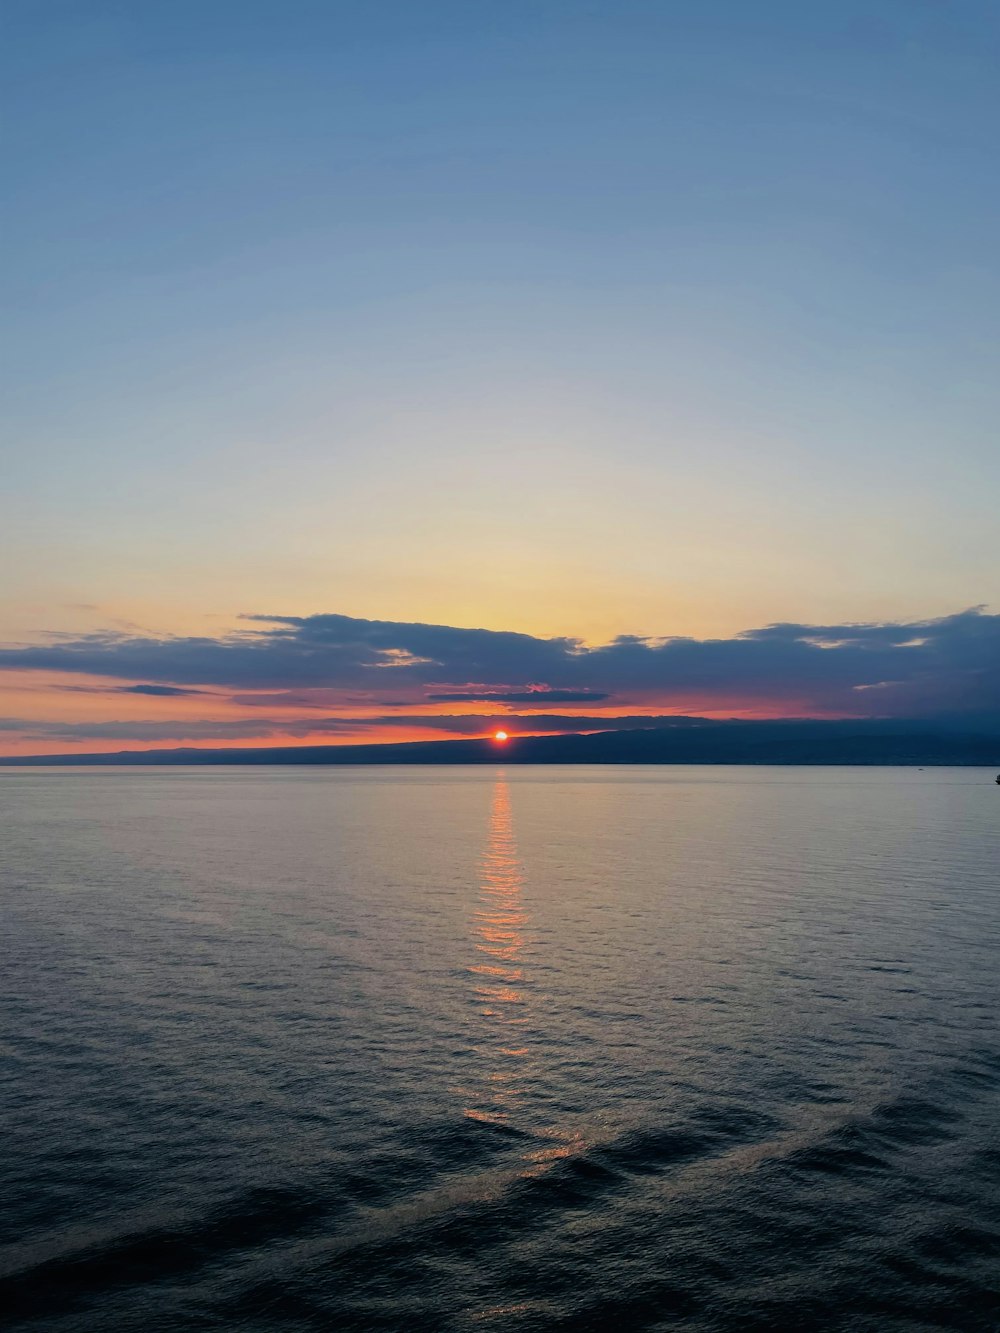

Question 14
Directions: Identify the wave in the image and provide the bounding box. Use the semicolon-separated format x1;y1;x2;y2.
4;1056;998;1331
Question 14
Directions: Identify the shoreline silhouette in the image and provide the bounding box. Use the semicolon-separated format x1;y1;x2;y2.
3;718;998;768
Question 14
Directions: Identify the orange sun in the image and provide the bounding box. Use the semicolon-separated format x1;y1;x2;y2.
494;730;509;742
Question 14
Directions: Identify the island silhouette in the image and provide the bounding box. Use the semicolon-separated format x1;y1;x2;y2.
4;718;998;767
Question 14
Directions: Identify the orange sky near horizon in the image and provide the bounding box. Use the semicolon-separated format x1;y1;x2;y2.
0;662;856;758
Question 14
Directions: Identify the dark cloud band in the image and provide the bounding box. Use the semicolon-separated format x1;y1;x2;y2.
0;606;996;721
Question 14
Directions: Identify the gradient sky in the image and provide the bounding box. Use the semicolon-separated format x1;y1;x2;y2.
3;1;999;753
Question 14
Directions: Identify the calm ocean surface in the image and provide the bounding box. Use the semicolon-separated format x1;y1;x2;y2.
2;765;998;1332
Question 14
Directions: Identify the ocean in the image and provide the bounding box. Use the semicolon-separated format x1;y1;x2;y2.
2;765;998;1331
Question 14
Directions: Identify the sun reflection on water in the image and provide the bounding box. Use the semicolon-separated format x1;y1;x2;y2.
462;775;534;1127
458;775;594;1176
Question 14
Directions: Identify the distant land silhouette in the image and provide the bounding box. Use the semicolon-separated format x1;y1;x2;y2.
3;718;999;766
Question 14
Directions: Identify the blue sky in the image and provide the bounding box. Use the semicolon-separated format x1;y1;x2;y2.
2;1;998;749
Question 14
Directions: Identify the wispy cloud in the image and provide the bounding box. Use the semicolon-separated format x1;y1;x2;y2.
58;682;210;698
426;689;610;704
0;713;701;744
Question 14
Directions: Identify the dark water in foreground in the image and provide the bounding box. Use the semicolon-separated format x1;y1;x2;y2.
2;765;998;1332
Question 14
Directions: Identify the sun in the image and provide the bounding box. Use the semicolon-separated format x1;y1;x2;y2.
494;730;508;742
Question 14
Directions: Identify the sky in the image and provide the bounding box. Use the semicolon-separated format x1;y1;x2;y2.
2;0;998;754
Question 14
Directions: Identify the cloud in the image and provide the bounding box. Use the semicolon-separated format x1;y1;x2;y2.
56;682;210;698
0;615;574;690
116;684;207;697
0;606;997;721
426;689;610;704
0;712;698;744
365;713;695;736
0;717;284;742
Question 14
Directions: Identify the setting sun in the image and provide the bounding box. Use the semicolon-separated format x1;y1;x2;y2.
494;730;508;742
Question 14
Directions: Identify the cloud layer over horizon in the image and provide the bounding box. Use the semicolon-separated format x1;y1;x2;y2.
0;605;997;754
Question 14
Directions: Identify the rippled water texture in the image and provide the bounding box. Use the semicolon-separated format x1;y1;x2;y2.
2;765;999;1331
